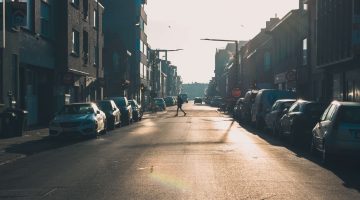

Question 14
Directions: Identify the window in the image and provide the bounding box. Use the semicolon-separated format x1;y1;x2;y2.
93;10;98;28
94;46;98;65
72;30;80;55
40;1;50;37
325;105;337;121
83;0;88;19
302;38;308;65
71;0;79;8
139;40;144;53
289;103;300;113
83;31;88;64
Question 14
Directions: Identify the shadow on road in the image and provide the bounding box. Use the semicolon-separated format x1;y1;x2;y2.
4;136;88;156
235;119;360;192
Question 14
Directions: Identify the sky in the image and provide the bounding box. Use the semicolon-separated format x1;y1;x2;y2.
146;0;299;84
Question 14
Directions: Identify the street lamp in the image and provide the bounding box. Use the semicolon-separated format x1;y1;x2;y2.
200;38;241;92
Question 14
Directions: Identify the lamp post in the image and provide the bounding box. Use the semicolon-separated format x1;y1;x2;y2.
201;38;241;96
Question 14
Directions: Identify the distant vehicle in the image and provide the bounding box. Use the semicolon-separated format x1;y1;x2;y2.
179;93;188;103
107;97;133;126
49;103;106;138
311;101;360;164
164;96;176;106
194;97;203;104
264;99;296;135
154;98;166;111
97;100;121;130
240;90;259;123
251;89;296;129
128;99;143;121
279;100;325;145
233;98;245;121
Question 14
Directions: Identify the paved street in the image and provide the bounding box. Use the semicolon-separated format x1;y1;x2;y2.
0;102;360;199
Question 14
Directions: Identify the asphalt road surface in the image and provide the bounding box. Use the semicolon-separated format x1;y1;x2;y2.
1;102;360;200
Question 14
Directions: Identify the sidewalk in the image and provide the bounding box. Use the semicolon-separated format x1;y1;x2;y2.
0;128;49;165
0;111;168;166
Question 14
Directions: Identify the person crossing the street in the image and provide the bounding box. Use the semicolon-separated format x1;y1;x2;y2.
176;95;187;116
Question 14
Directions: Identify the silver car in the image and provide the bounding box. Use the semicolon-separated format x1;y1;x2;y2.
49;103;107;138
311;101;360;163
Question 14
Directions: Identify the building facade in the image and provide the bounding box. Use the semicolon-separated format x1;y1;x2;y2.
102;0;149;104
307;0;360;103
1;0;104;125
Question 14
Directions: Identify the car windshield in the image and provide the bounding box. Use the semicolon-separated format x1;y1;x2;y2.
338;106;360;124
97;101;112;111
59;104;94;115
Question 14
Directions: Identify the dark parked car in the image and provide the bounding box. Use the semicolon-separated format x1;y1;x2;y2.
279;100;325;145
210;96;223;107
264;99;296;135
164;96;176;106
251;89;296;129
128;99;143;122
154;98;166;111
233;98;244;121
194;97;203;104
107;97;133;126
239;90;258;123
312;101;360;163
97;100;121;130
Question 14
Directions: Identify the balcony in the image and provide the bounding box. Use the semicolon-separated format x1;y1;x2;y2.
141;7;147;24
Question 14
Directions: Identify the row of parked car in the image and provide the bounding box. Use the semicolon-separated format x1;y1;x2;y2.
48;97;143;138
232;89;360;164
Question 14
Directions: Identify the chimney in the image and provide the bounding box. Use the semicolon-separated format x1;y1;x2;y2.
299;0;304;10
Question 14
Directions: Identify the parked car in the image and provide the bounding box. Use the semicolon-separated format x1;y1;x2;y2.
128;99;143;121
239;90;258;123
179;93;189;103
154;98;166;111
97;100;121;130
210;96;223;107
233;98;244;121
194;97;203;104
164;96;176;106
264;99;296;135
49;103;106;138
279;100;325;145
107;97;133;126
311;101;360;163
251;89;296;129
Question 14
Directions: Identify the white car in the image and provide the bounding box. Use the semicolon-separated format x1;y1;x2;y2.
311;101;360;163
49;103;106;138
